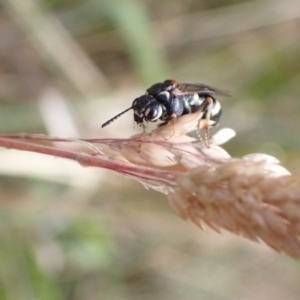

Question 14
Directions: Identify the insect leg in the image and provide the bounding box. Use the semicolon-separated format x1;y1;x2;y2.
157;114;176;139
197;97;213;148
169;114;177;137
142;123;148;134
205;97;214;147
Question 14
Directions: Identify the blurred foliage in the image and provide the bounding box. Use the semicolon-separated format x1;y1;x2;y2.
0;0;300;299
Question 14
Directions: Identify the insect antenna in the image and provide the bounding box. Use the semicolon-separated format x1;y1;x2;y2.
101;106;133;128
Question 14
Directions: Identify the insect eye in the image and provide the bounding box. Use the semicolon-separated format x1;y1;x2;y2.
145;105;163;121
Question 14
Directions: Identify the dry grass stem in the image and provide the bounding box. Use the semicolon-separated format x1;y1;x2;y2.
101;113;300;259
1;109;300;258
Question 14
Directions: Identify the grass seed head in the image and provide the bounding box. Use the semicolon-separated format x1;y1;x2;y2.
100;111;300;258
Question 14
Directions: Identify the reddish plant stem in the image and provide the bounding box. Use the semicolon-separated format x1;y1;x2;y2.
0;137;179;187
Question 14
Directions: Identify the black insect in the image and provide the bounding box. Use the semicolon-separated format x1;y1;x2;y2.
102;79;228;145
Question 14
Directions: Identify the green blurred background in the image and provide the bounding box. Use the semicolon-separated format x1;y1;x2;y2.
0;0;300;299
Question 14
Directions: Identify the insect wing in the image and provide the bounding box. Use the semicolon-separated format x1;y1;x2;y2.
175;83;230;96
